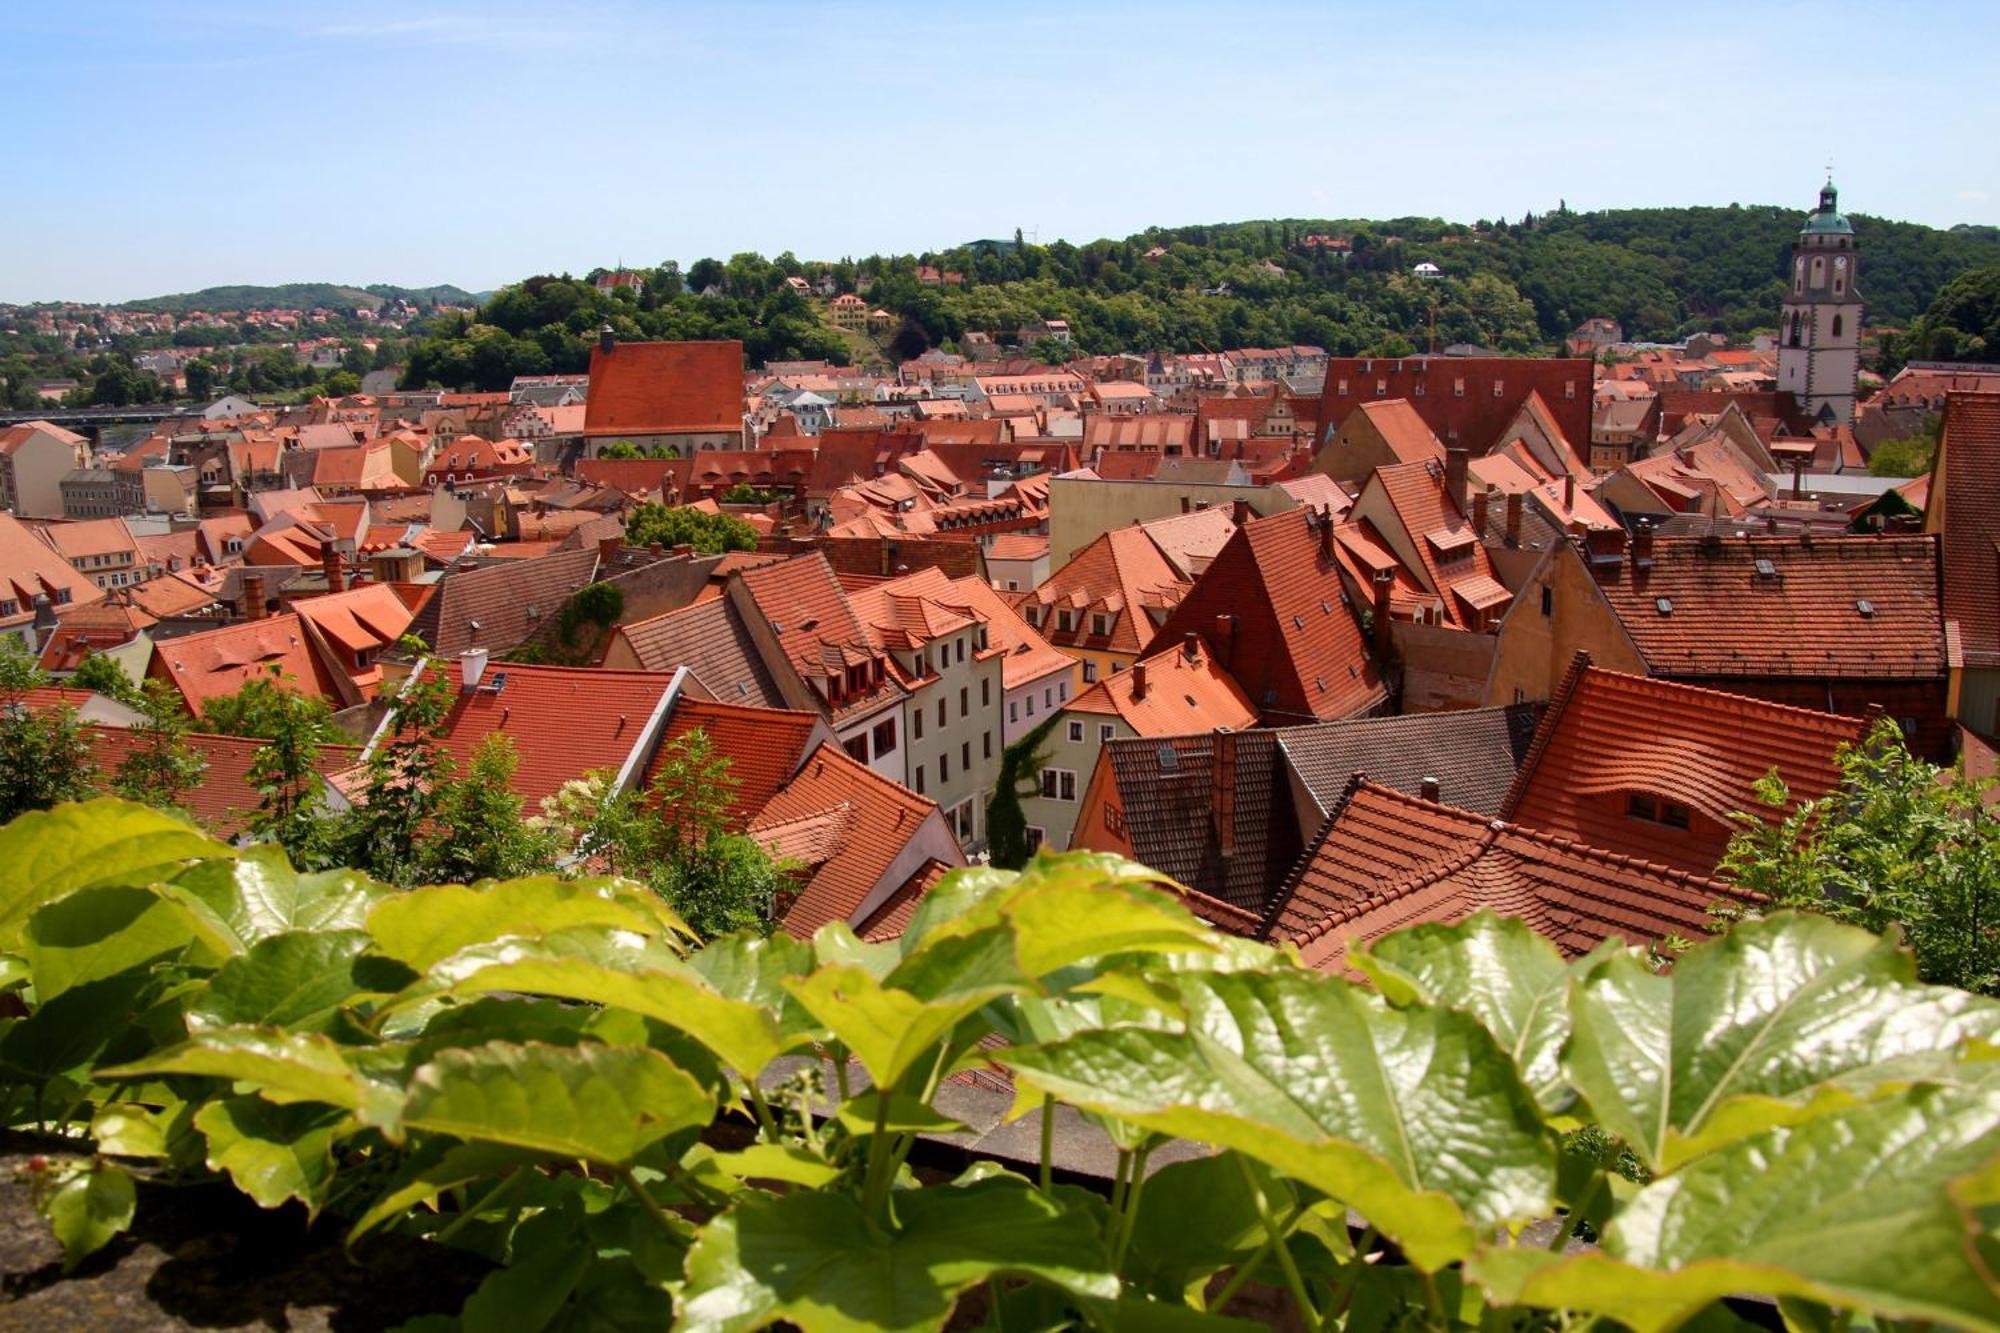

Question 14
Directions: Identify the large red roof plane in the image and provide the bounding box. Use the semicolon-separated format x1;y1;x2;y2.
583;339;744;439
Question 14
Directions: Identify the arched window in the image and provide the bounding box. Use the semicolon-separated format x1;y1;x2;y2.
1832;315;1843;338
1788;313;1803;348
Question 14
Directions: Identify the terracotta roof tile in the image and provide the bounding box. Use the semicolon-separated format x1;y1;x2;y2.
150;614;343;715
655;695;827;826
1931;393;2000;668
1064;636;1256;735
407;547;600;656
606;596;786;707
84;725;358;838
584;340;743;439
859;859;954;941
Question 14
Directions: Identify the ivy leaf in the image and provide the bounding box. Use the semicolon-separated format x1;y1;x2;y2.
686;930;820;1037
708;1144;844;1188
785;964;1014;1089
24;886;202;1001
367;878;659;971
194;1095;343;1216
674;1176;1119;1333
460;1199;592;1333
175;848;391;946
43;1160;136;1272
1121;1154;1290;1298
402;1041;713;1166
188;930;372;1032
0;799;233;947
1563;912;2000;1171
1471;1084;2000;1332
98;1026;400;1128
1000;969;1553;1271
348;1140;541;1243
1353;912;1578;1111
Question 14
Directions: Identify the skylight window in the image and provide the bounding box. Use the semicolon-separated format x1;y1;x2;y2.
1856;598;1875;618
1655;597;1673;616
1754;558;1777;577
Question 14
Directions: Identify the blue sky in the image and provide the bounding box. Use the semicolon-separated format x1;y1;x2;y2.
4;1;1995;303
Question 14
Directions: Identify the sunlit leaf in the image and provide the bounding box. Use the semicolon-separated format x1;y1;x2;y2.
43;1159;136;1271
674;1176;1118;1333
98;1026;400;1127
1472;1084;2000;1331
785;964;1014;1089
1354;911;1578;1111
367;878;659;971
708;1143;843;1187
188;929;372;1032
194;1095;343;1215
1001;968;1553;1271
1563;912;2000;1170
0;799;233;948
24;886;202;1000
175;847;391;946
402;1040;712;1166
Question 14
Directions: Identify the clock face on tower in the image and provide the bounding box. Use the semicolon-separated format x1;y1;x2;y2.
1835;257;1847;271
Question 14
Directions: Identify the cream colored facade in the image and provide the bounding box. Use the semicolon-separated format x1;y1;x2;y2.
0;423;91;518
1482;544;1644;706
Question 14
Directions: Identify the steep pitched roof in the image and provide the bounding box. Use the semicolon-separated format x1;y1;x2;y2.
584;340;743;438
1145;507;1386;723
1277;704;1541;819
1353;398;1448;465
1598;533;1944;680
758;742;959;937
406;547;600;656
858;859;953;942
291;582;418;699
1366;460;1507;629
1026;525;1188;657
938;575;1072;691
1501;661;1864;877
1929;392;2000;668
0;513;103;626
607;596;786;707
1271;782;1750;969
151;614;341;715
84;725;358;838
1320;357;1593;453
654;696;828;826
1099;728;1297;914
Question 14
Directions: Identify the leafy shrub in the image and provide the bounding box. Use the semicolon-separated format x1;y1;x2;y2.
1;798;1996;1330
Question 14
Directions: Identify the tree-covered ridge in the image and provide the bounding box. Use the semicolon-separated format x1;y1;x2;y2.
116;282;482;314
397;204;2000;389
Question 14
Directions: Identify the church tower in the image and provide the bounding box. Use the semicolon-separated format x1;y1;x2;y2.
1777;179;1862;426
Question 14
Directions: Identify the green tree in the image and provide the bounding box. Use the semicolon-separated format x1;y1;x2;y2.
70;651;140;704
322;370;362;398
199;671;337;741
244;671;338;867
110;679;206;813
1722;718;2000;994
987;717;1056;870
1867;413;1942;477
0;637;97;822
334;652;457;883
183;357;217;401
624;502;758;554
596;441;644;460
421;734;555;884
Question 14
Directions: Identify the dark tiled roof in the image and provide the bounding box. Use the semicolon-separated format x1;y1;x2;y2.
609;596;786;708
1271;782;1751;970
1277;704;1540;818
1600;533;1944;680
1502;659;1863;878
1934;393;2000;668
407;547;600;656
1101;729;1297;916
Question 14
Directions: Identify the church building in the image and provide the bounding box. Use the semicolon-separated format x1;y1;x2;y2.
1777;180;1863;426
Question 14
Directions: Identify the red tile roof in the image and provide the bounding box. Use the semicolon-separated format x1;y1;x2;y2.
1354;398;1448;466
758;742;959;937
1320;357;1593;453
407;547;601;657
1502;659;1864;877
1930;393;2000;669
416;659;683;808
1026;525;1188;658
150;614;343;715
85;725;359;838
1367;460;1507;630
1146;507;1386;723
1598;533;1944;680
1065;635;1256;736
605;596;786;707
1273;782;1752;971
0;514;103;626
584;340;743;439
654;696;827;826
858;859;953;941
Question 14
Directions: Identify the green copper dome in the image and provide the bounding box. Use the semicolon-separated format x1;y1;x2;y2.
1802;179;1853;235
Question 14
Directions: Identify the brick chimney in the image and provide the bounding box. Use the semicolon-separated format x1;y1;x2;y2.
242;572;267;621
1371;568;1394;655
598;535;622;565
1563;472;1576;512
1131;659;1148;701
1182;631;1199;663
598;323;615;354
1231;498;1254;527
1213;613;1237;666
1472;487;1489;534
1444;446;1469;516
1213;727;1238;857
1631;518;1655;572
1505;491;1523;545
319;539;344;594
1318;511;1336;561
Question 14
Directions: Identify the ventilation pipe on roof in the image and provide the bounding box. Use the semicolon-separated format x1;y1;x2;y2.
1419;775;1441;803
1182;631;1200;663
460;646;489;692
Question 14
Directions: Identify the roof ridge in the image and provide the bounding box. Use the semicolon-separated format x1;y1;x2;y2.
1500;649;1591;818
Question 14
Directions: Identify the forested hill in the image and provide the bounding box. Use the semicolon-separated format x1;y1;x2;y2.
399;204;2000;390
120;282;481;314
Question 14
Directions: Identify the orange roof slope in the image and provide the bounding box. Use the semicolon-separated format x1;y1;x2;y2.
1369;460;1507;629
412;659;681;807
1932;393;2000;669
1146;507;1385;723
1026;525;1188;658
756;742;959;937
151;615;341;715
1066;635;1256;736
1601;534;1944;680
654;696;827;826
0;513;103;625
1502;661;1864;877
940;575;1072;691
1275;782;1750;970
584;340;743;438
1354;398;1447;465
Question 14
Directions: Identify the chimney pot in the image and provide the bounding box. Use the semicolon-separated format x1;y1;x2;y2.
1231;498;1254;527
460;646;489;692
1131;660;1148;700
1182;630;1199;662
1505;491;1524;545
598;324;615;354
1419;775;1441;803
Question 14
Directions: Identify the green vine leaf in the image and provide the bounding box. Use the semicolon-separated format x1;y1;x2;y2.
674;1176;1118;1333
189;929;372;1032
194;1096;344;1216
367;878;661;971
784;964;1014;1090
401;1040;713;1166
1001;968;1554;1271
24;886;204;1001
1563;912;2000;1171
174;848;393;947
0;799;234;948
43;1159;137;1272
98;1026;401;1128
1471;1083;2000;1332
